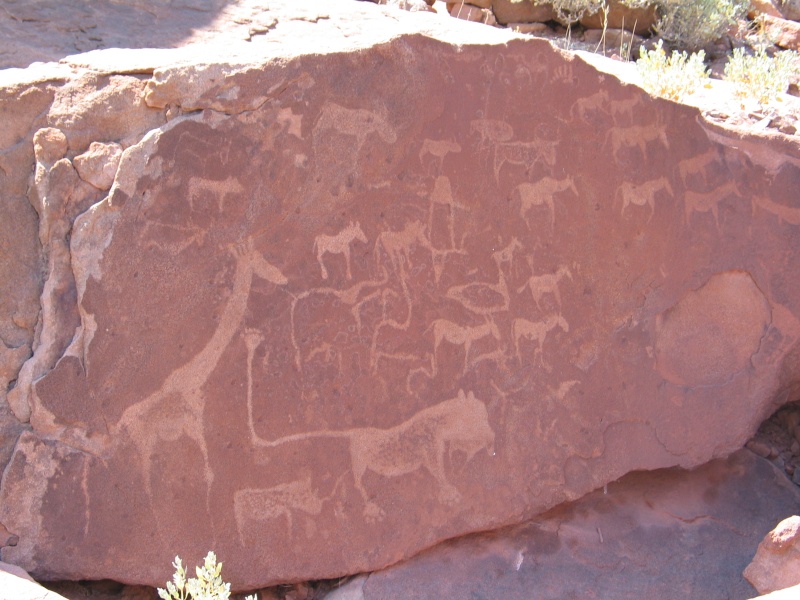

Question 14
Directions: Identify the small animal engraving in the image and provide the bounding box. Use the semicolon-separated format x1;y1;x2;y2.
314;221;368;280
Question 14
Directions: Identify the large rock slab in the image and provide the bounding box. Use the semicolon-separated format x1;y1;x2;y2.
335;451;800;600
1;0;800;591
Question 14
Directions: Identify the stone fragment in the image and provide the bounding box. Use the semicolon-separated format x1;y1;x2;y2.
761;14;800;50
745;516;800;594
781;0;800;21
749;0;784;19
0;561;68;600
750;440;774;458
580;0;657;34
73;142;124;191
324;452;800;600
492;0;555;23
450;2;492;22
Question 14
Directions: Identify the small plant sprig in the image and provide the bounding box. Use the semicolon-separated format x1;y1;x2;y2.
158;552;257;600
637;40;710;101
723;47;799;106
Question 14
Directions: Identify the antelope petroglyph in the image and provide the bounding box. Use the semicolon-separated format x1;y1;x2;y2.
428;317;502;374
606;123;669;161
617;177;673;222
419;138;461;172
684;180;739;228
241;389;494;521
515;176;577;229
314;221;368;280
569;89;610;123
374;220;432;276
512;315;569;363
517;265;572;311
677;148;721;187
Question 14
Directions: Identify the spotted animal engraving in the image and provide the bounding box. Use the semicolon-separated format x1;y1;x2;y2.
617;177;673;222
234;476;325;543
313;103;397;152
512;315;569;363
245;390;494;521
314;221;368;280
515;176;577;228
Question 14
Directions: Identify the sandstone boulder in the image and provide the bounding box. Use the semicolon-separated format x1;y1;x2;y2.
328;451;800;599
492;0;556;24
0;0;800;593
745;515;800;595
580;0;657;35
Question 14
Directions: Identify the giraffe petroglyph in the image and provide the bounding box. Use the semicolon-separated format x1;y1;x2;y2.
517;265;572;311
428;317;502;374
617;177;673;222
515;176;577;229
314;221;368;280
512;315;569;363
114;238;287;510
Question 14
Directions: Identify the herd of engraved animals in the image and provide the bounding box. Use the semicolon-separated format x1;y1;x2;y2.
124;91;757;540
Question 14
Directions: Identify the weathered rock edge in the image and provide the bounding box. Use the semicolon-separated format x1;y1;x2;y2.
0;28;799;592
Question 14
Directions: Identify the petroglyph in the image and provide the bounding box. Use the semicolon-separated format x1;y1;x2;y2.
374;220;432;276
512;315;569;363
607;96;641;121
244;390;494;520
470;119;514;146
428;175;469;255
569;89;610;122
277;107;303;139
677;148;722;187
606;123;669;161
490;237;524;276
684;181;739;228
493;138;558;182
518;265;572;311
187;176;245;212
446;270;510;316
313;103;396;152
515;176;577;228
234;476;325;543
428;318;501;374
419;138;461;172
114;238;287;508
617;177;673;222
314;221;368;280
753;194;800;225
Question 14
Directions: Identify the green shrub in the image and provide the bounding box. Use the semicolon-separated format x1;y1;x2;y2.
637;40;710;100
548;0;606;23
654;0;748;50
723;47;799;105
158;552;257;600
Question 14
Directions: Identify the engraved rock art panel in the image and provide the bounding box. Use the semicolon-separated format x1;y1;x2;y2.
1;32;800;592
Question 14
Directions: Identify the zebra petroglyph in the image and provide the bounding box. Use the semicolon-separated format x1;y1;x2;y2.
314;221;368;280
617;177;673;222
515;176;577;229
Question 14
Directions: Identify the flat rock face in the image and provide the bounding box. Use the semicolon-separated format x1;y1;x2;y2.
348;451;800;600
1;2;800;591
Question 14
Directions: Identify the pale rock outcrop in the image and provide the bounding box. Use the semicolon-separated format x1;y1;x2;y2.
0;0;799;593
745;515;800;595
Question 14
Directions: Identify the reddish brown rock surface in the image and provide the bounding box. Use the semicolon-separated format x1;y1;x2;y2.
333;451;800;600
0;0;800;593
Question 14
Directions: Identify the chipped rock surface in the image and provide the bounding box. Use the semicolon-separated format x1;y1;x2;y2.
325;451;800;600
0;0;799;592
745;515;800;595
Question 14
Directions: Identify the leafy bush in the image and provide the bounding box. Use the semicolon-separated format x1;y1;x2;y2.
548;0;606;23
158;552;257;600
723;47;799;105
637;40;710;100
654;0;748;50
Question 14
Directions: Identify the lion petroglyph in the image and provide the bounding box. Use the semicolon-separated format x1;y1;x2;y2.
684;181;739;228
512;315;569;363
515;176;577;229
314;221;368;280
313;103;397;152
518;265;572;311
617;177;673;222
114;238;287;512
427;318;501;374
243;389;495;520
